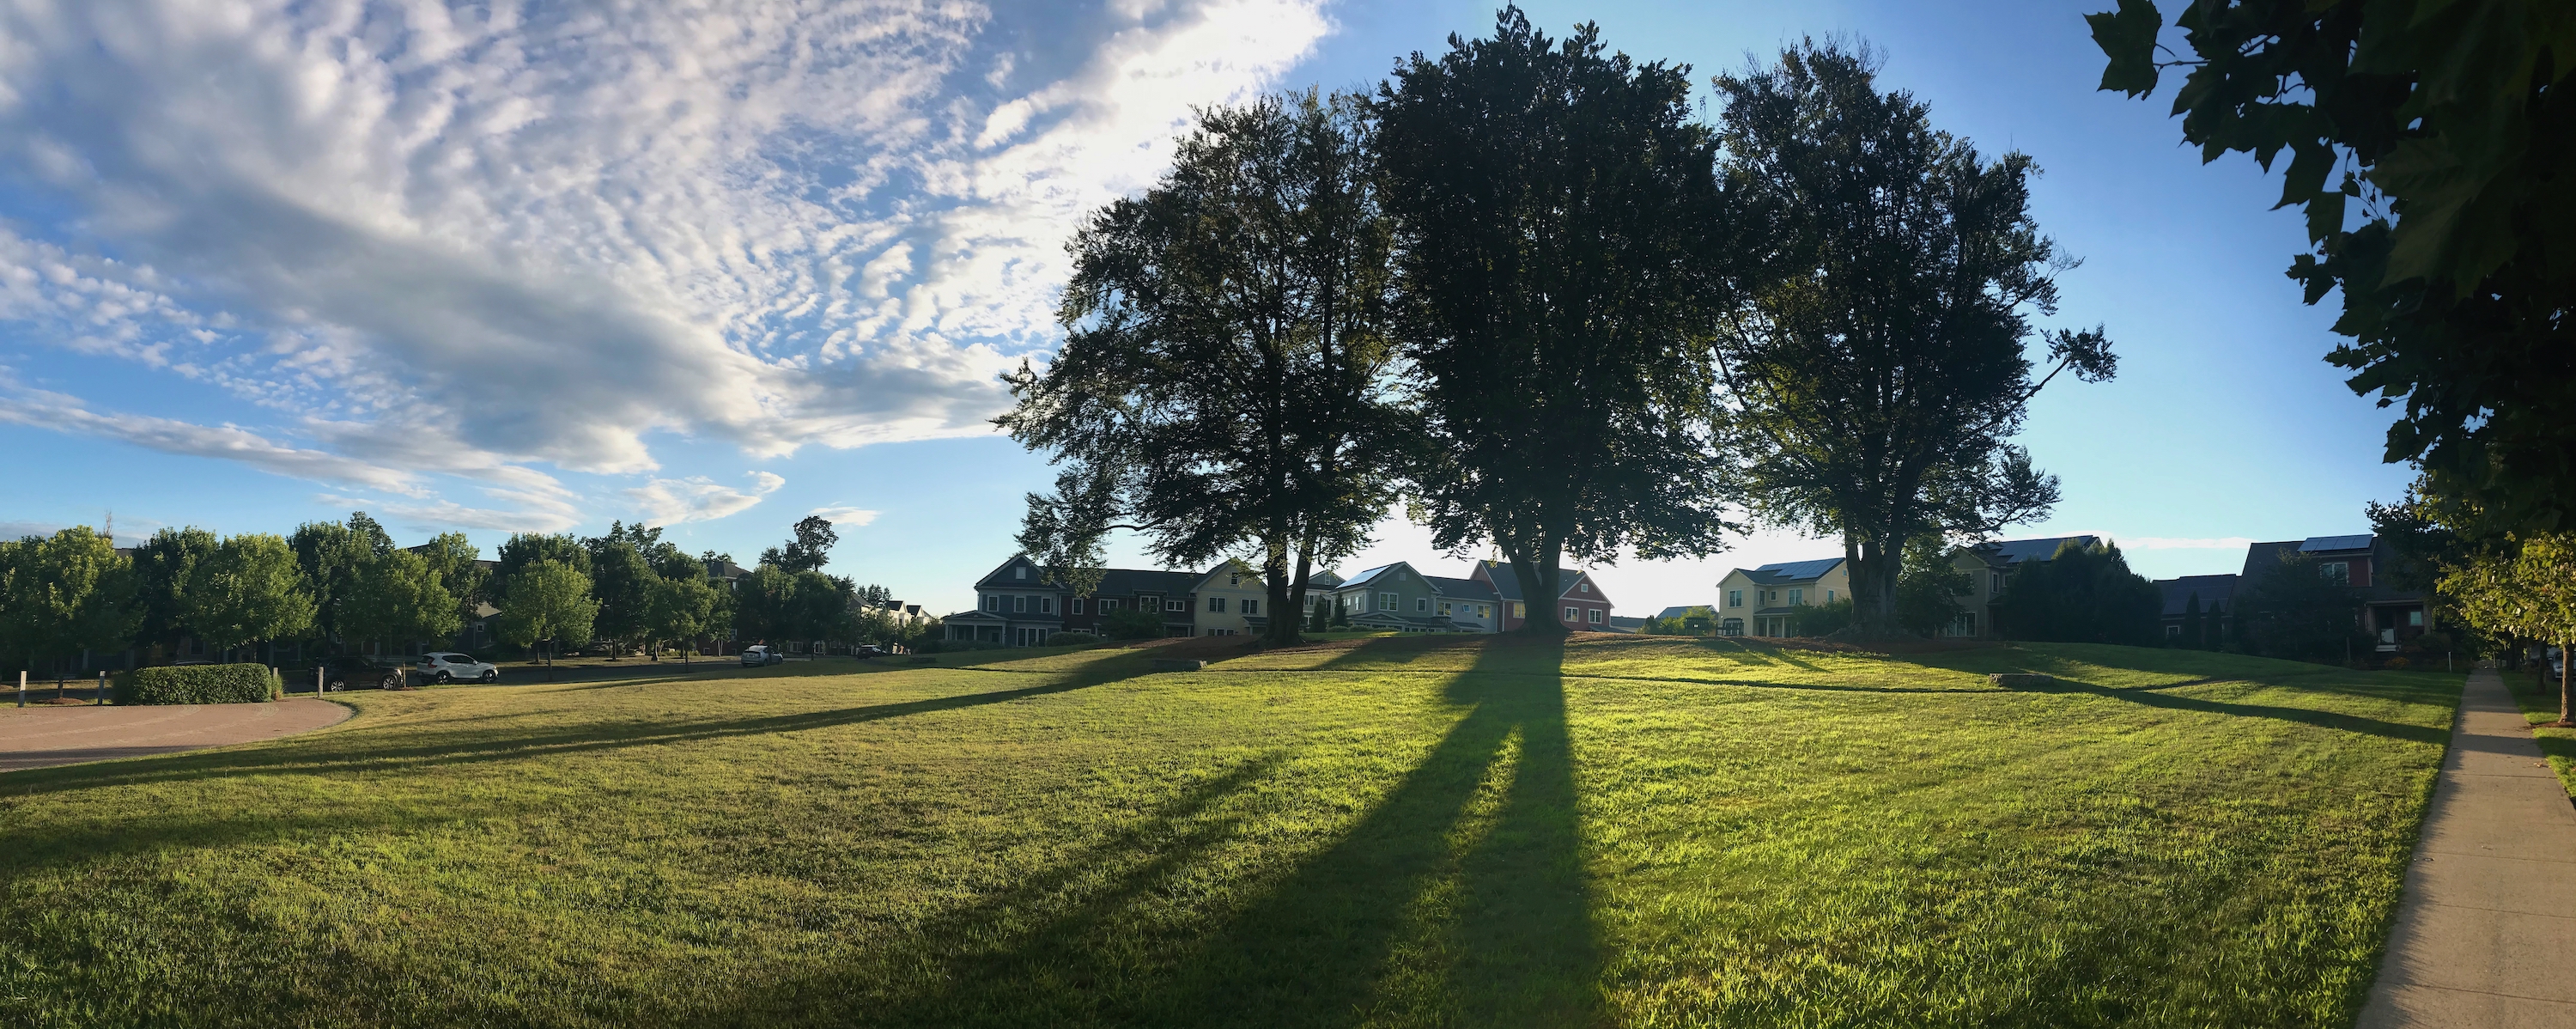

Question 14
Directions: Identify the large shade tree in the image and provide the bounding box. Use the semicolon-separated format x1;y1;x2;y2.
1709;42;2115;638
1375;9;1735;630
132;527;216;658
1002;89;1406;645
497;559;598;677
183;533;316;662
342;549;464;661
1;527;138;677
2091;0;2576;532
289;512;393;651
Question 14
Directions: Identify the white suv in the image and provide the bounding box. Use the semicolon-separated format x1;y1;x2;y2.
416;652;499;684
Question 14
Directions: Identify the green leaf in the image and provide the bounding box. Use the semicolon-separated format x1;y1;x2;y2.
2087;0;2164;96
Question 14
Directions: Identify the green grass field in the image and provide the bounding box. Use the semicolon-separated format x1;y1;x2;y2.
0;636;2460;1027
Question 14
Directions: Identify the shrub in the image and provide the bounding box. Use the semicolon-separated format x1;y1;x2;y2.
2384;655;2411;670
118;663;277;705
1045;631;1102;647
1100;606;1164;640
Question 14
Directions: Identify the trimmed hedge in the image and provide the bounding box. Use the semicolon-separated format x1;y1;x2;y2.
118;663;278;705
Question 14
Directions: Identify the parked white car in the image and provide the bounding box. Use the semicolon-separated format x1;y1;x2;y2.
416;652;499;684
740;645;785;667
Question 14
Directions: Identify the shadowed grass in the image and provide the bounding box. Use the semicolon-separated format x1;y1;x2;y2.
0;638;2455;1027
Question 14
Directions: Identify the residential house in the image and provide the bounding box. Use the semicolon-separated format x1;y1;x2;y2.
1716;558;1850;637
2239;534;2431;653
1188;562;1272;637
1470;560;1615;632
1426;574;1502;633
1604;615;1647;633
942;556;1265;646
1951;535;2102;638
1320;562;1472;633
2153;574;2239;645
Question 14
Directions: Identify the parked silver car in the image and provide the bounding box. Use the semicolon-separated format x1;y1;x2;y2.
416;652;499;684
740;645;785;667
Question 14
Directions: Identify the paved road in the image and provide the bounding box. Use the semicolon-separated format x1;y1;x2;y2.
0;700;351;773
2363;668;2576;1027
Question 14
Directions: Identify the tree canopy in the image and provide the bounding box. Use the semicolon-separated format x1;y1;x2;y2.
342;548;463;657
1376;8;1734;630
2091;0;2576;531
761;515;840;575
2443;532;2576;722
1002;89;1406;646
182;533;315;656
1996;541;2161;646
496;559;598;673
1711;41;2114;639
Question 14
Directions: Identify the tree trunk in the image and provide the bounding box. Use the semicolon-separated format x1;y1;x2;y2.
1508;539;1566;635
2560;637;2570;726
1838;533;1906;640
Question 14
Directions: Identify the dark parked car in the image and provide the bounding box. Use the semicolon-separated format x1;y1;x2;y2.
318;656;405;691
855;645;889;658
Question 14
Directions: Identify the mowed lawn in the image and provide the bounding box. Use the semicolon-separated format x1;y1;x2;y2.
0;636;2459;1028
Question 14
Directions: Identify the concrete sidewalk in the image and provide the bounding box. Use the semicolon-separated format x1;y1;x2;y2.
2363;668;2576;1027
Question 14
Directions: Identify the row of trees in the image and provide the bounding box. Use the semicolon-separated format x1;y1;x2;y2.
0;513;924;677
1005;12;2120;645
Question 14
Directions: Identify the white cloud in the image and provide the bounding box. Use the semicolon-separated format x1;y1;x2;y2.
627;472;787;527
0;378;422;494
0;0;1333;528
809;506;881;527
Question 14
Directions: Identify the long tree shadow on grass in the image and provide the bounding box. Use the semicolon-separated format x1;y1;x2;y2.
2007;676;2451;746
1145;634;1601;1028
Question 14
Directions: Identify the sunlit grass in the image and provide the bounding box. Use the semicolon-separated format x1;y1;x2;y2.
0;636;2456;1027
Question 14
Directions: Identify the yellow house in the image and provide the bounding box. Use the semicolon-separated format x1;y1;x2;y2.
1715;557;1852;637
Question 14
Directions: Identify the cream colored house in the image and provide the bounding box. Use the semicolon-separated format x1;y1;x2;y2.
1945;535;2099;638
1716;557;1852;637
1188;560;1273;636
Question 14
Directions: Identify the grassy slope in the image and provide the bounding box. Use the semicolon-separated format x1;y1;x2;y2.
0;637;2457;1028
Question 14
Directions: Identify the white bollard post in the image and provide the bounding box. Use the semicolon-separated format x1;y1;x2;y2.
317;666;325;697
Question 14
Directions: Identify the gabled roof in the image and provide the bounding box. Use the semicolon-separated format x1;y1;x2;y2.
2300;534;2374;553
1339;563;1407;588
1474;560;1593;602
1655;605;1708;620
1425;575;1497;602
1308;569;1345;588
974;554;1054;590
1091;568;1202;598
1748;557;1842;584
1963;535;2101;567
2153;574;2239;618
1606;615;1647;632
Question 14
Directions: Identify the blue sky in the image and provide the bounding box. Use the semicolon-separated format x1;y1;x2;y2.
0;0;2411;618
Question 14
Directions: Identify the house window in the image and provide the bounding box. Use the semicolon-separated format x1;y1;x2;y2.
1208;596;1226;613
1721;618;1744;636
1826;590;1834;603
1243;599;1258;615
1416;597;1429;612
1378;592;1396;611
983;594;999;612
1950;612;1978;636
1991;572;2006;594
1512;603;1525;618
1564;606;1578;622
1016;566;1028;579
1588;608;1603;624
1099;598;1118;612
1072;598;1085;614
1164;599;1187;613
1728;589;1742;608
2319;561;2350;585
1039;596;1055;614
1229;572;1240;585
1439;602;1453;616
2409;610;2424;626
1788;588;1803;606
1479;605;1492;618
1014;595;1028;613
1578;582;1589;594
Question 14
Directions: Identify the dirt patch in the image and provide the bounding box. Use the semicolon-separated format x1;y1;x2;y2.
0;699;351;773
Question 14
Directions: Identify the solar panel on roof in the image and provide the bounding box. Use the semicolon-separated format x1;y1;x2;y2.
2299;535;2373;552
1753;557;1842;580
